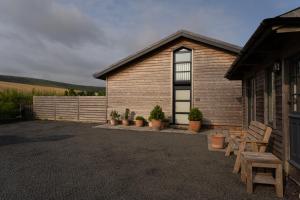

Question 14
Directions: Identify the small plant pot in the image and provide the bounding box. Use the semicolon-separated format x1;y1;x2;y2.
135;120;144;127
189;121;201;133
122;119;129;126
211;134;226;149
152;119;162;130
148;121;152;128
110;119;118;126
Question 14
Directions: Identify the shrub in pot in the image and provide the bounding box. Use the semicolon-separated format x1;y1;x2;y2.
188;108;203;132
211;133;226;149
110;110;120;126
148;116;153;128
149;105;165;130
122;108;130;126
135;116;145;127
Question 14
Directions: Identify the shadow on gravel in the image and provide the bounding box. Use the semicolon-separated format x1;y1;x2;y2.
0;135;74;146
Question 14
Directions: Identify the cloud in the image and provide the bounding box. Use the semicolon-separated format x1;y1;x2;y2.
1;0;293;86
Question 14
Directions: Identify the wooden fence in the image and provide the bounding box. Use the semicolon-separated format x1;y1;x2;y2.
33;96;107;123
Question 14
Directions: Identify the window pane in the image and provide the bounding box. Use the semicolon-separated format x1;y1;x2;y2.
175;52;191;62
175;102;190;112
176;72;190;81
175;90;190;100
175;114;189;124
175;63;190;72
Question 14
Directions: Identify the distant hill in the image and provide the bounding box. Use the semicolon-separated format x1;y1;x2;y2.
0;75;104;92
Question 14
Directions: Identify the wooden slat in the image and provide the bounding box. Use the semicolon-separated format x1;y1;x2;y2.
33;96;107;122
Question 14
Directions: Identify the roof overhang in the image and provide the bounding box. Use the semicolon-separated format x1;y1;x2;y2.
225;17;300;80
93;30;241;80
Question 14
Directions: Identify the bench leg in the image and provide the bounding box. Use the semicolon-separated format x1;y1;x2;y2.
241;157;246;183
275;165;283;198
246;163;253;194
225;141;232;157
233;142;245;173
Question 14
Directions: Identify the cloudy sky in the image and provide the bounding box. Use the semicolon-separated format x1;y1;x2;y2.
0;0;299;86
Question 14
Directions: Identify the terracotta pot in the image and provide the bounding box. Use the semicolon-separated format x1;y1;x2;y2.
211;134;226;149
135;120;144;127
152;119;162;130
148;121;152;128
122;119;129;126
110;119;118;126
189;121;201;132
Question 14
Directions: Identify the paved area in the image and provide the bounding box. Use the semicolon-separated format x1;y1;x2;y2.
0;121;281;200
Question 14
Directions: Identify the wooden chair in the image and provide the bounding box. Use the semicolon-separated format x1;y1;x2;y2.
225;121;272;173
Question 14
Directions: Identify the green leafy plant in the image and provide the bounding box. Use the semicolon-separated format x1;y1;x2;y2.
188;108;203;121
135;116;145;121
124;108;130;120
110;110;120;120
149;105;165;121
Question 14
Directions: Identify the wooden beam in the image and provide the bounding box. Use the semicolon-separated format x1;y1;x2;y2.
276;27;300;33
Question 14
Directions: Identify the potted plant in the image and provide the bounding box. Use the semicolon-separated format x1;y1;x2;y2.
148;116;153;127
188;108;203;132
135;116;145;127
110;110;120;126
122;108;130;126
211;133;226;149
149;105;165;130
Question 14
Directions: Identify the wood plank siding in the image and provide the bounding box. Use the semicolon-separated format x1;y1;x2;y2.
106;38;242;127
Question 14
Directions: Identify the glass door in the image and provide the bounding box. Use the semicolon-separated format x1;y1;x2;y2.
289;59;300;168
174;87;191;124
247;78;256;125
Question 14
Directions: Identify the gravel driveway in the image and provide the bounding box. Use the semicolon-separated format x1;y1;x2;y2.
0;121;281;200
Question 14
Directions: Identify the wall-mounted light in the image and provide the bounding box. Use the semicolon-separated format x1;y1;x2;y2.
273;62;281;72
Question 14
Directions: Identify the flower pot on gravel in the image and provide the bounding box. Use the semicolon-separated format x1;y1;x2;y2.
188;108;203;133
152;119;162;130
122;119;129;126
110;110;120;126
189;121;201;132
211;134;226;149
110;119;118;126
149;105;165;130
122;108;130;126
135;116;144;127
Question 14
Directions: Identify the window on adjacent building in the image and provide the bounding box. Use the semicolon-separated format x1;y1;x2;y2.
265;68;276;126
174;48;191;82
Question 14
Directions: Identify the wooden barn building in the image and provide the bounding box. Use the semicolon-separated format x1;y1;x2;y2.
94;30;242;128
226;7;300;184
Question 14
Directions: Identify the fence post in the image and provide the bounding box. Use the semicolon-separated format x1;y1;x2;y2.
77;96;80;121
54;96;57;120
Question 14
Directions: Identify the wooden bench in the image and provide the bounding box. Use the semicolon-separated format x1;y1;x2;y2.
241;152;283;198
225;121;272;173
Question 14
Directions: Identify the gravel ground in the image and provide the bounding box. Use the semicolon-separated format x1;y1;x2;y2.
0;121;281;200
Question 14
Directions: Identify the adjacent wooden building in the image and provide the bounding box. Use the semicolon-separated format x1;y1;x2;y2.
94;30;242;128
226;7;300;183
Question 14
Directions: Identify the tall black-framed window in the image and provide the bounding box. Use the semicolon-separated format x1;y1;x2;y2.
265;68;276;127
173;47;192;124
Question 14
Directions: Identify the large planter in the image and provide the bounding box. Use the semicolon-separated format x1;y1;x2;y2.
211;134;226;149
110;119;118;126
189;121;201;132
135;119;144;127
152;119;162;130
122;119;129;126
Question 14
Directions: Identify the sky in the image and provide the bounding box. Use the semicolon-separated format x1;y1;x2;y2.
0;0;299;86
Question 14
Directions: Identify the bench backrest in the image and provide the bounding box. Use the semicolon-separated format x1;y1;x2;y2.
246;121;272;151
